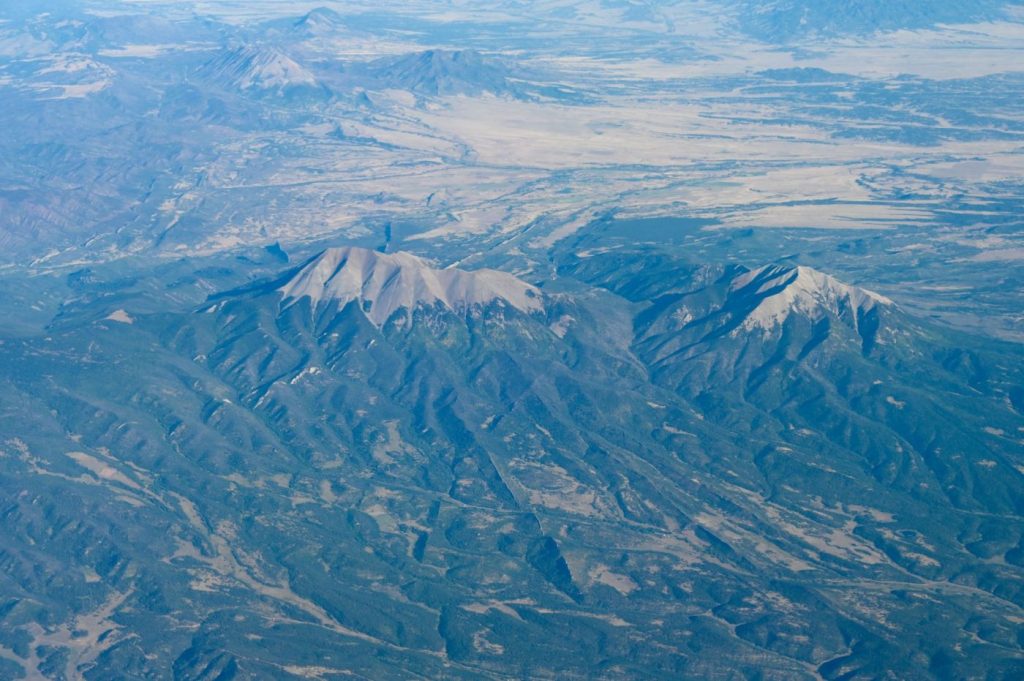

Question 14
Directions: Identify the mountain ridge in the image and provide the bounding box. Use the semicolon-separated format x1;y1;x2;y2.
728;263;893;333
2;245;1023;679
278;247;544;326
363;49;519;97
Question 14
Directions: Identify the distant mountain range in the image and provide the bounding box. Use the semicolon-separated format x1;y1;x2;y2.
193;45;536;100
737;0;1023;41
2;246;1021;678
2;1;1024;678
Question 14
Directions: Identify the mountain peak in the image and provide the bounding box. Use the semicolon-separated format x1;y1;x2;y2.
294;7;345;32
199;45;318;92
279;247;543;325
419;49;481;65
730;264;893;331
366;48;516;96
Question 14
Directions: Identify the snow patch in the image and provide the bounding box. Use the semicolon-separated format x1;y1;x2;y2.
99;44;184;58
550;314;574;338
589;564;639;595
51;80;111;99
105;309;134;324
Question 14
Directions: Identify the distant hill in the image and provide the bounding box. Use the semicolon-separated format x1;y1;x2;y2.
737;0;1022;41
362;49;521;97
292;6;347;35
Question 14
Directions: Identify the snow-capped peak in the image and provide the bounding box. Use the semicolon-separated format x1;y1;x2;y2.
730;264;893;331
200;46;317;91
279;247;543;325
